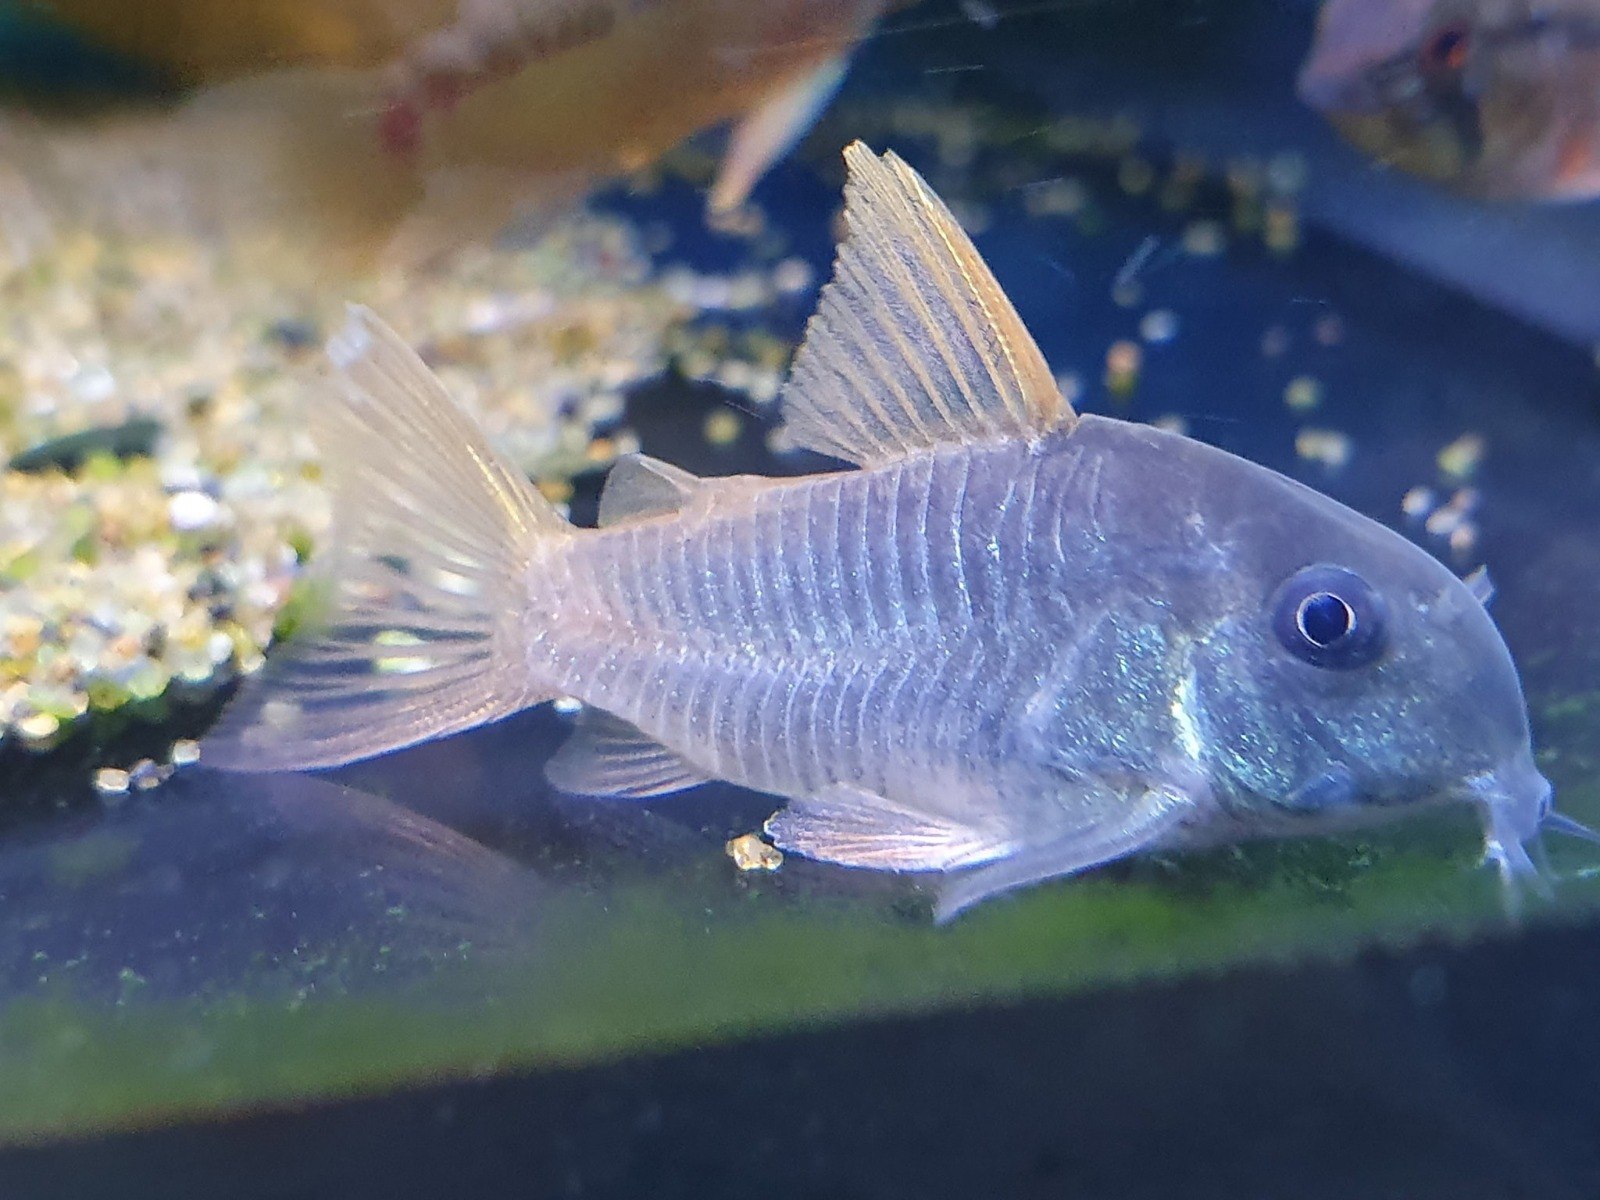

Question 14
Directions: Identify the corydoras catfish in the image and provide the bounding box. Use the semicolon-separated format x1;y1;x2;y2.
4;0;890;273
1300;0;1600;200
206;143;1592;920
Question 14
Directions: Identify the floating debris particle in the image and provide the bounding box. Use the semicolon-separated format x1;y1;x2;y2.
1104;340;1142;398
726;833;783;872
92;767;130;796
1284;376;1323;412
1438;433;1486;481
704;409;744;448
1110;279;1143;308
169;738;201;766
1139;309;1179;345
1401;486;1437;519
1295;428;1353;470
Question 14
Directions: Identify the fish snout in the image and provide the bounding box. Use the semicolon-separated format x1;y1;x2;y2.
1463;751;1551;845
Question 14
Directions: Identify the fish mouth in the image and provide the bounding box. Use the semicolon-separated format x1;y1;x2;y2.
1461;754;1600;905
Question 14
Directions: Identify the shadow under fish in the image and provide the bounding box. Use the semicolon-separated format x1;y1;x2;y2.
203;141;1600;921
0;769;544;1006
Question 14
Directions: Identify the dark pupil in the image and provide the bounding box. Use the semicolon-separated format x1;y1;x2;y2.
1297;592;1353;647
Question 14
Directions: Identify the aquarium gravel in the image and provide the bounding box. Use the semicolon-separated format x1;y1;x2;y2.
0;207;805;762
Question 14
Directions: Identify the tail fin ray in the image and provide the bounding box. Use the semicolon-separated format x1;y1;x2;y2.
204;306;569;772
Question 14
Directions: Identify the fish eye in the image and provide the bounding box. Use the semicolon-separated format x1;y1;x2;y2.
1420;22;1471;73
1269;565;1389;670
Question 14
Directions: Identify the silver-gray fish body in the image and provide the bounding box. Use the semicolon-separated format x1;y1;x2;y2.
536;414;1524;857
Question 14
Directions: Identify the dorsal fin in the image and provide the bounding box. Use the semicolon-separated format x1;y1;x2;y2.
597;453;703;527
777;142;1071;467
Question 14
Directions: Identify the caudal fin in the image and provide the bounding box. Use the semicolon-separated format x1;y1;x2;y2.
204;305;571;772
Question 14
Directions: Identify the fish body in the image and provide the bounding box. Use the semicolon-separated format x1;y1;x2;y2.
1300;0;1600;200
208;144;1576;918
4;0;890;273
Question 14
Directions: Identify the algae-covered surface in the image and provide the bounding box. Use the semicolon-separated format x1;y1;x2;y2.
2;0;1600;1157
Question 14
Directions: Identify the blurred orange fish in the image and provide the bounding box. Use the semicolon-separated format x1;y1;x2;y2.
1299;0;1600;200
5;0;895;272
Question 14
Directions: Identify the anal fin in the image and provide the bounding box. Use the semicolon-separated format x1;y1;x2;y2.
545;709;710;799
763;784;1017;872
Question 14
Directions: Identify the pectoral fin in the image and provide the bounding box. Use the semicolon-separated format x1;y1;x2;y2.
933;780;1196;923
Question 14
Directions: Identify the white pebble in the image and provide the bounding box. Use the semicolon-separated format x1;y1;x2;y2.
93;767;130;795
168;490;222;532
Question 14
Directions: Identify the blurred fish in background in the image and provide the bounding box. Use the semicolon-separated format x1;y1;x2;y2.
0;0;897;274
1299;0;1600;201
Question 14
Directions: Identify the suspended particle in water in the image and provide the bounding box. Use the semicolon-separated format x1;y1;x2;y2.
1260;325;1291;358
170;739;201;766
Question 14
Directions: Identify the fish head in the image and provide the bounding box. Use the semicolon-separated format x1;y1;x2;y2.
1298;0;1600;200
1183;463;1559;884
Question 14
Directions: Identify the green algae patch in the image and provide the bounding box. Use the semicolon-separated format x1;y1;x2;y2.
4;818;1598;1148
